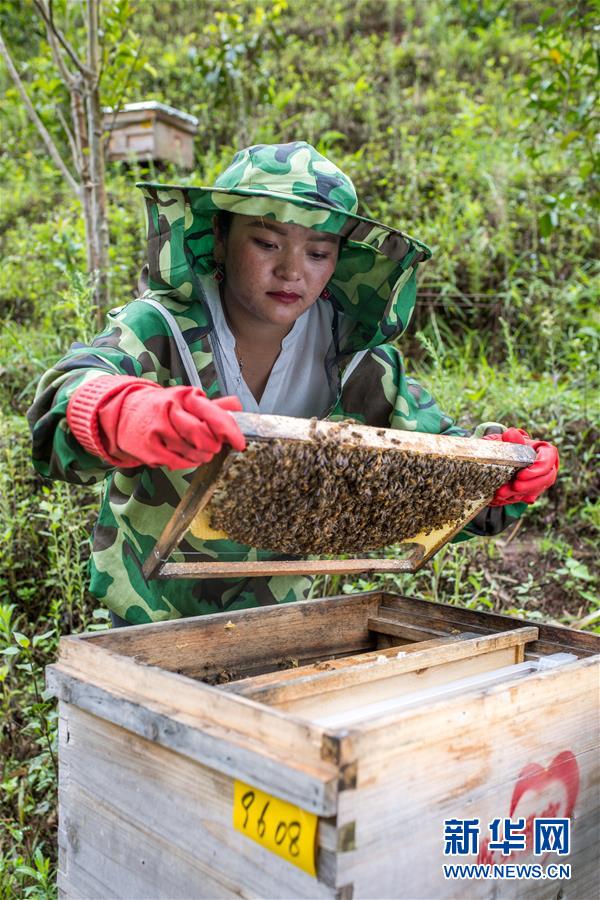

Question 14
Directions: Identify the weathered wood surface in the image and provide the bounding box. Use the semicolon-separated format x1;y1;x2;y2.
277;645;521;721
142;448;230;579
73;591;382;677
333;655;599;898
377;594;600;656
51;595;599;899
231;628;537;709
158;557;424;578
49;666;338;817
223;632;481;695
354;653;600;783
104;103;197;169
48;635;341;814
230;412;536;465
314;657;578;729
58;704;336;899
71;589;596;679
367;617;451;642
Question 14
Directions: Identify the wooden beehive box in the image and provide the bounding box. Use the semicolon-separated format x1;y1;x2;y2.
103;101;198;169
48;593;600;899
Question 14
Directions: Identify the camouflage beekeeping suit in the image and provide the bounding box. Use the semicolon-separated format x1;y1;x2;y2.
28;142;524;624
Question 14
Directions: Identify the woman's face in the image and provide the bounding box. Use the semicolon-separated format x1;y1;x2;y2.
214;213;340;331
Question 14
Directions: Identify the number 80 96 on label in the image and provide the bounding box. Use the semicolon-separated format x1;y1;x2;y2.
233;780;318;877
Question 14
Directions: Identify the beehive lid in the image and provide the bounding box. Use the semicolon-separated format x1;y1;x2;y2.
143;413;535;579
102;101;199;133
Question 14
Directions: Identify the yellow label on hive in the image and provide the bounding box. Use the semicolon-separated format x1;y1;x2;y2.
233;780;318;877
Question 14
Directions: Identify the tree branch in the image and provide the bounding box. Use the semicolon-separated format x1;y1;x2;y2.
85;0;110;320
0;29;80;197
43;18;77;90
32;0;93;79
86;0;100;89
56;105;79;169
70;87;89;174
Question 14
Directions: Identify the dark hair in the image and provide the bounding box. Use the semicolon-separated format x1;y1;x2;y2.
216;210;233;239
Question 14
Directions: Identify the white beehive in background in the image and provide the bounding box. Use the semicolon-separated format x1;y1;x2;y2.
103;101;198;169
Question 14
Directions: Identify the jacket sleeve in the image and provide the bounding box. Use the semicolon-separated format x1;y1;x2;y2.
331;344;525;538
26;300;185;485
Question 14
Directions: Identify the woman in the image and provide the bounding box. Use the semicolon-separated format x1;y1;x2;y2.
27;141;558;625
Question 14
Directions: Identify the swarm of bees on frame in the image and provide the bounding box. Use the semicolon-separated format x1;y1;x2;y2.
207;422;518;555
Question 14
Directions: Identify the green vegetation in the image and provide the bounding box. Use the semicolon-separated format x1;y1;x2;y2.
0;1;598;895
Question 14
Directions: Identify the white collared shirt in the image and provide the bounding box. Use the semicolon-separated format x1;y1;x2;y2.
200;275;344;417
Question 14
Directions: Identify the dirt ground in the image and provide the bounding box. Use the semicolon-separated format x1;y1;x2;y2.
479;527;597;622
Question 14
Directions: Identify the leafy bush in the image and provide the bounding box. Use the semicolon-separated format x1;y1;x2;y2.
0;414;101;896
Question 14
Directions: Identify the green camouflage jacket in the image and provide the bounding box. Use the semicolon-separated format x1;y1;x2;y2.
28;142;524;624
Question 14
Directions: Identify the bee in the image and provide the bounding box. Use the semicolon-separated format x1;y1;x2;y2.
206;435;517;555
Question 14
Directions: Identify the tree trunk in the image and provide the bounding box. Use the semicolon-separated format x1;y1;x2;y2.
86;0;110;328
1;6;112;330
70;87;95;278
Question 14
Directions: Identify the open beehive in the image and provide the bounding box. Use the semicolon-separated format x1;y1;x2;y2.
48;592;600;898
143;413;536;580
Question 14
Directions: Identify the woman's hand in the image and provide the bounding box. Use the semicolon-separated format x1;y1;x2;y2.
482;427;559;506
67;376;246;470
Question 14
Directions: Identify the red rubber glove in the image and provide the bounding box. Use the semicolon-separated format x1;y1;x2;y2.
482;427;559;506
67;375;246;470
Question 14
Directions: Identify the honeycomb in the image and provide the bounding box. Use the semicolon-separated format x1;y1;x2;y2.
207;429;516;555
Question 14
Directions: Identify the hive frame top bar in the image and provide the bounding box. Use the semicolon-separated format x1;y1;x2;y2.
230;413;535;465
142;413;536;581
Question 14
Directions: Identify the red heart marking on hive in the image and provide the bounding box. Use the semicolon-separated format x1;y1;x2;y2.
509;750;580;822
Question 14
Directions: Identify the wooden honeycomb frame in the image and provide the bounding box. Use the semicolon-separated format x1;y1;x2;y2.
142;413;535;580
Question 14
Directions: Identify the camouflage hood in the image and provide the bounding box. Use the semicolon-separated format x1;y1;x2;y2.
137;141;432;352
